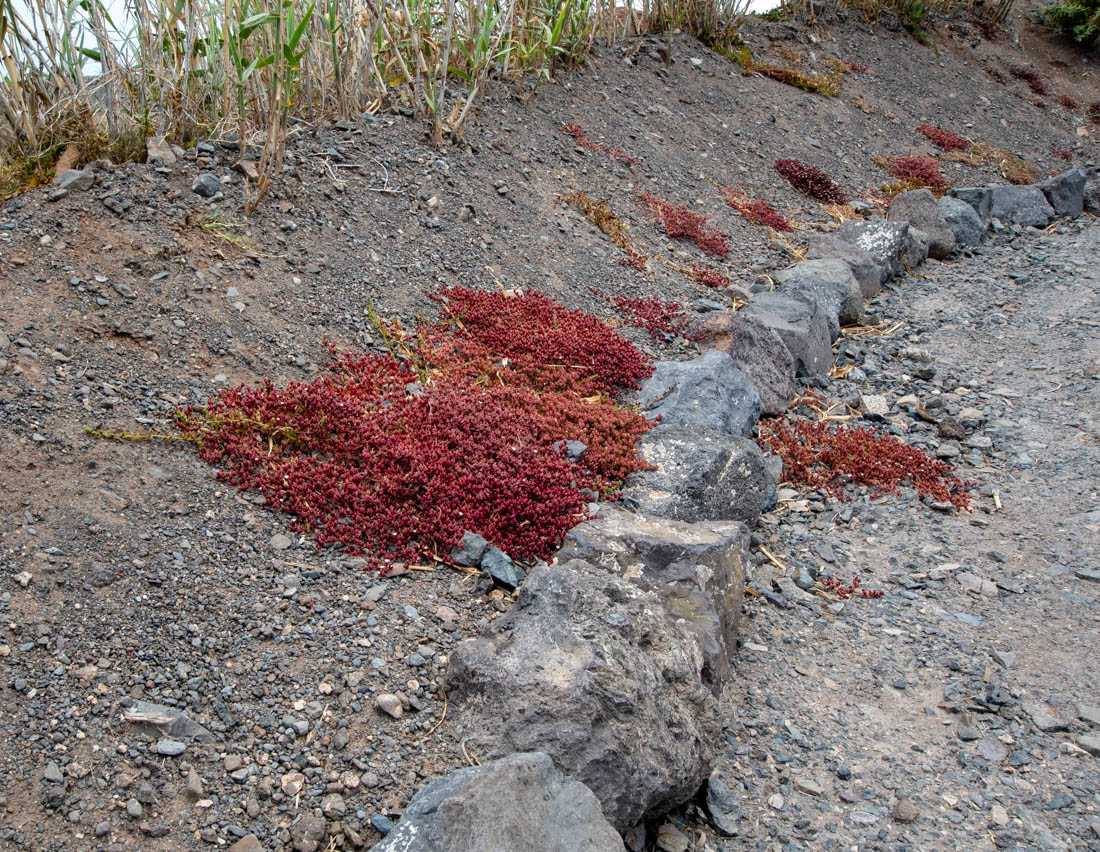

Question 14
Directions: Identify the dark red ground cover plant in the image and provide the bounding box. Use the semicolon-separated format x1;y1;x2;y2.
716;183;794;231
561;123;640;165
774;159;849;204
916;124;969;152
175;287;656;572
638;191;732;256
1090;102;1100;124
819;574;884;599
1007;64;1048;95
881;155;948;191
757;418;971;510
687;263;734;288
1056;94;1079;110
595;291;687;340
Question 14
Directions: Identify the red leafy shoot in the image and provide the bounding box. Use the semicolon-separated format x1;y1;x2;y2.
774;159;849;204
819;574;884;599
758;418;972;510
638;191;732;257
1089;102;1100;124
561;123;640;166
837;58;868;72
619;249;649;271
916;124;969;152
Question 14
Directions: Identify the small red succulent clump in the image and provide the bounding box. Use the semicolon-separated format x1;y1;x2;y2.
1052;148;1072;161
774;159;849;204
717;183;795;231
837;58;868;72
883;155;948;191
638;192;732;257
178;287;658;572
1007;64;1048;95
604;293;687;340
687;264;734;288
561;123;640;165
916;124;969;152
757;418;972;510
1056;94;1079;110
1089;102;1100;124
619;249;649;271
819;574;885;599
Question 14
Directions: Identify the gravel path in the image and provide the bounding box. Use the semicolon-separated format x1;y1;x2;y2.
697;219;1100;852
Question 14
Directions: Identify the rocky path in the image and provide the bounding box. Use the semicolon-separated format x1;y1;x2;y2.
696;220;1100;851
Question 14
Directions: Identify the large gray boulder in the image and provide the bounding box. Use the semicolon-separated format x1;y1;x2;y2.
637;350;761;438
686;311;795;415
804;233;885;298
558;506;747;691
743;292;832;377
445;563;720;833
835;219;911;282
952;187;994;226
989;185;1054;227
620;426;771;527
937;196;985;247
1038;168;1087;219
888;188;956;259
774;259;863;340
371;752;622;852
1085;172;1100;214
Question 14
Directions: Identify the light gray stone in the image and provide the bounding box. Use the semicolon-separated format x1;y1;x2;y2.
620;426;772;527
804;233;885;298
637;350;761;438
836;218;911;282
937;197;985;247
952;187;994;226
480;546;524;590
1085;174;1100;214
774;259;863;340
1038;168;1087;218
146;136;178;166
1022;700;1069;732
192;173;222;198
446;563;720;832
989;185;1055;228
743;292;832;378
685;311;795;416
450;531;489;566
53;168;95;192
558;506;747;690
373;752;622;852
888;188;956;259
904;227;930;268
122;700;215;742
1078;735;1100;756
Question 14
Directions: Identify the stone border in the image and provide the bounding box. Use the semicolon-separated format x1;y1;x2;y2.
370;168;1098;850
